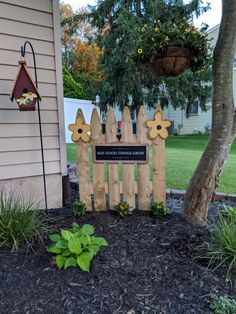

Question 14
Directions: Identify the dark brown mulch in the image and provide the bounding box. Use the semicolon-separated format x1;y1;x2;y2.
0;209;235;314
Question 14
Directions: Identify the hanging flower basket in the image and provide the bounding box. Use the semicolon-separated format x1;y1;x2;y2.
137;18;211;77
148;45;194;76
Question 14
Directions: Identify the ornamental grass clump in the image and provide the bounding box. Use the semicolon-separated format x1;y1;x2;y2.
0;188;48;251
198;212;236;275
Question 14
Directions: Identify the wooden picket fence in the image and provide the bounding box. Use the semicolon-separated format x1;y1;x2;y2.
69;105;168;211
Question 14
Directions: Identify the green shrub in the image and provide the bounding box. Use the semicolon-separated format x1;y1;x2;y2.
0;188;48;251
114;201;132;217
151;202;169;217
199;212;236;274
210;294;236;314
47;223;108;272
73;201;86;217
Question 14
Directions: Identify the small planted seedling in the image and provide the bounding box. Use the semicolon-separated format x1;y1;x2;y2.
47;223;108;272
151;202;169;217
114;201;132;217
73;201;86;217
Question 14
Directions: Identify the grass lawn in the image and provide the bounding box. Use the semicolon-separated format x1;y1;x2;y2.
67;135;236;195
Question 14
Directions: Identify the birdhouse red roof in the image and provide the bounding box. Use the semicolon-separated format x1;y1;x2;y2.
10;60;41;102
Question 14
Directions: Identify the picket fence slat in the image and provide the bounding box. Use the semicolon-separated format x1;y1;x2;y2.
105;107;120;209
121;107;135;209
152;107;166;204
137;106;150;210
90;108;106;211
76;109;92;211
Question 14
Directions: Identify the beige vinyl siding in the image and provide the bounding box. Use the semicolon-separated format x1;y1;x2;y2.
2;0;52;12
0;34;55;56
0;0;66;208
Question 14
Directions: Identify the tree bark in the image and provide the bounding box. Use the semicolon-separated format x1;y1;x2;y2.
183;0;236;226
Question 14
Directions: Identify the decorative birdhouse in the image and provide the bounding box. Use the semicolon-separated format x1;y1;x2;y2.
10;60;41;111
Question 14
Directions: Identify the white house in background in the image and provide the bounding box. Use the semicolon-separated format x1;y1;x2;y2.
0;0;66;208
64;98;96;143
161;24;236;135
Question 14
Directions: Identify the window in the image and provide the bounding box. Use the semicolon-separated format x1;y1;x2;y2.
186;101;199;116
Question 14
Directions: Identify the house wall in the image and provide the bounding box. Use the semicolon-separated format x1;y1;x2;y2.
163;105;212;134
0;0;66;208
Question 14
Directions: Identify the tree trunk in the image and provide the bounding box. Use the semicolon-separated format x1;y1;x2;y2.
183;0;236;226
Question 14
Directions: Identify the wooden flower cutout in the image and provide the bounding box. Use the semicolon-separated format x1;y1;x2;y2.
68;112;91;143
146;109;171;139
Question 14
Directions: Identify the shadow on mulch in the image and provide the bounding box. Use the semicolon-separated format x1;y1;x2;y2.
0;209;235;314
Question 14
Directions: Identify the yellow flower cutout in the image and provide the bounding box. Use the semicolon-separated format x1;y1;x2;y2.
68;113;91;143
22;92;37;102
138;48;143;54
146;110;171;140
16;97;27;105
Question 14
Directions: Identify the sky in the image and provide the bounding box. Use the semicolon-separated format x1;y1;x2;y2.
64;0;222;29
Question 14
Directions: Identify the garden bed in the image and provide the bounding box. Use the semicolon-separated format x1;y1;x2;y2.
0;200;235;313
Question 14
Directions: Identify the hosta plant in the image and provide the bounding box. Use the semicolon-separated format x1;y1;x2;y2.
114;201;132;217
151;202;169;217
47;223;108;272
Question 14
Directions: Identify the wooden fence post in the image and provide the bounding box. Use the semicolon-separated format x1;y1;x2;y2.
137;105;150;210
90;108;106;211
106;107;120;209
151;107;168;204
121;107;135;209
76;109;92;210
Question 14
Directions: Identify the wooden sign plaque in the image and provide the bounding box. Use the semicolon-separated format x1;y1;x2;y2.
93;144;148;164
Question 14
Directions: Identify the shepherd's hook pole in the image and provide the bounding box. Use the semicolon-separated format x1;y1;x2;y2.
21;41;48;214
